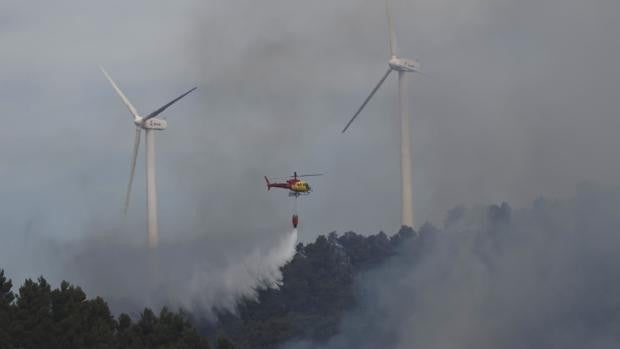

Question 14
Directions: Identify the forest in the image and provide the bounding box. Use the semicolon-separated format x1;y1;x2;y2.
4;186;620;349
0;228;414;349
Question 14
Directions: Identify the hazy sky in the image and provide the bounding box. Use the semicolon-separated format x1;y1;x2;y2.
1;0;619;284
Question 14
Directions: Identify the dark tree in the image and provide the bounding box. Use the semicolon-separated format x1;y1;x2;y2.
123;307;211;349
0;270;218;349
12;277;56;348
0;270;14;348
51;281;116;347
201;229;415;349
217;336;235;349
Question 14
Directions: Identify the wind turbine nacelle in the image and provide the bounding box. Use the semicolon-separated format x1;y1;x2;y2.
143;118;168;130
389;57;421;73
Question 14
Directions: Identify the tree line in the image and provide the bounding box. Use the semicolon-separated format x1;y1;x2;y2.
0;228;416;349
199;228;416;348
0;270;234;349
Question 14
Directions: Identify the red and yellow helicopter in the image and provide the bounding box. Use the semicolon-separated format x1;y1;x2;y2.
264;172;323;228
264;172;323;197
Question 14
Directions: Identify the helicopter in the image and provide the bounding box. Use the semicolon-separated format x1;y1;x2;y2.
264;172;323;228
264;172;323;197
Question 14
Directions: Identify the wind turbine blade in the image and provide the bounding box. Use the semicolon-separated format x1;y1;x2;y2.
342;68;393;133
386;0;397;57
144;87;197;120
100;66;140;120
124;127;141;214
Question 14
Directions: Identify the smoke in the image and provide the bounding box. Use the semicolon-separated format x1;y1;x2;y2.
283;183;620;349
178;228;299;312
1;0;620;260
53;228;299;316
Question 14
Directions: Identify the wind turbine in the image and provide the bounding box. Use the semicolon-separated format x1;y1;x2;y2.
101;67;197;249
341;0;421;228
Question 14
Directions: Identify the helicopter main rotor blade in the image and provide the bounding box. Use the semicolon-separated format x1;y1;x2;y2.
269;176;291;181
299;173;324;177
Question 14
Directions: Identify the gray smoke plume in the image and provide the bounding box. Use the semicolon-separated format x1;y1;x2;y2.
283;183;620;349
60;228;299;315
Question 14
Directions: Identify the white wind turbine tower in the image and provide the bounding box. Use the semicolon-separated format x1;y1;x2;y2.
101;67;197;249
342;0;421;228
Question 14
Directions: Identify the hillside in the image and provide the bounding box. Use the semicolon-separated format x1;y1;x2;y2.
3;185;620;349
196;227;416;348
0;271;220;348
0;228;415;349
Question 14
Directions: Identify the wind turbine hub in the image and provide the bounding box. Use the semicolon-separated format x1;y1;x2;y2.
142;118;168;130
389;57;421;73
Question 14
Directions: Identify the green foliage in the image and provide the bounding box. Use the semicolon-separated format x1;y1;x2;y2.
202;228;414;349
51;281;116;348
12;277;56;348
217;336;235;349
0;270;220;349
0;269;14;348
0;229;413;349
124;307;211;348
